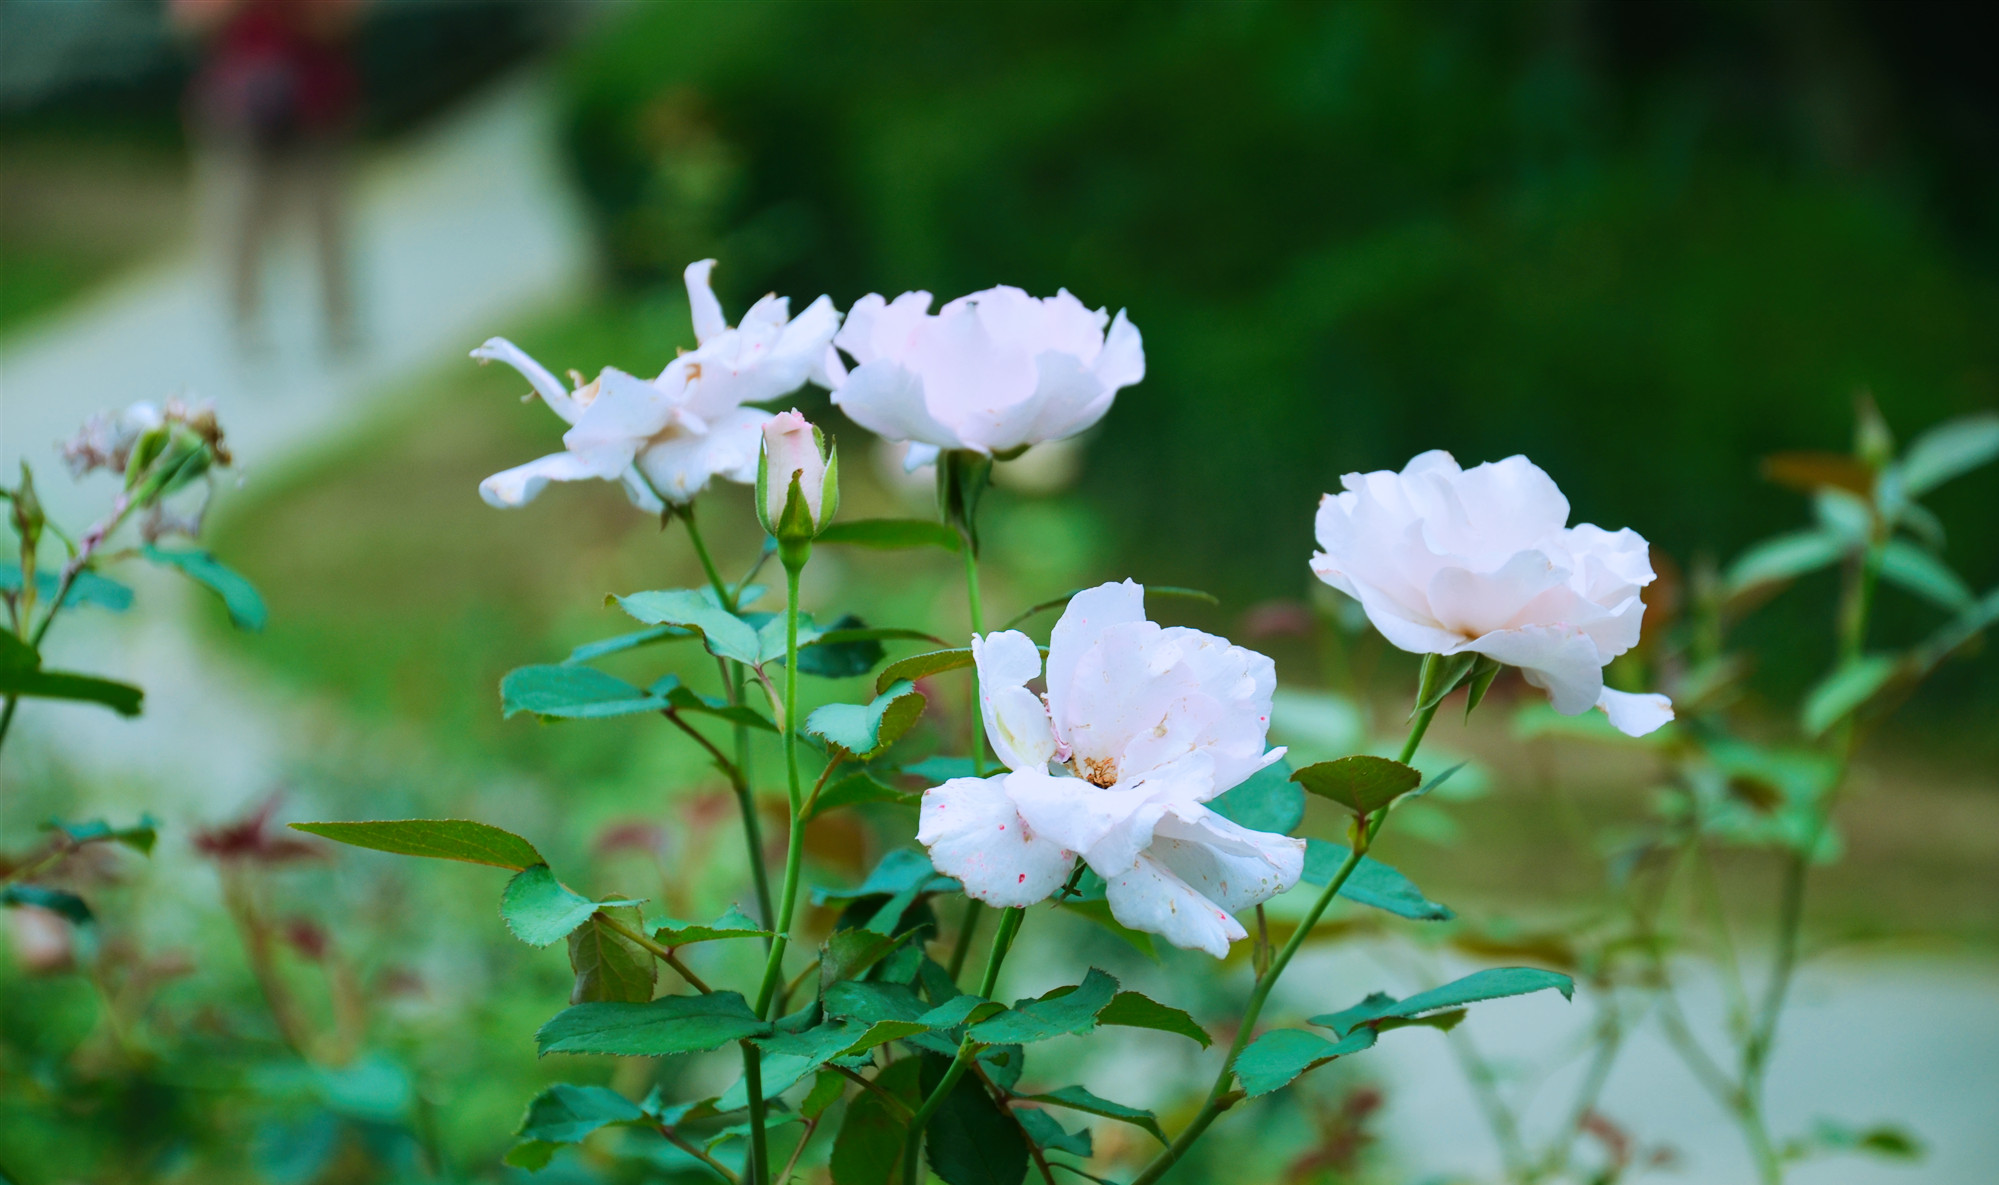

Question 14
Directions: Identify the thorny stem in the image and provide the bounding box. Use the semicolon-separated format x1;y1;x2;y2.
903;905;1026;1184
1129;696;1441;1185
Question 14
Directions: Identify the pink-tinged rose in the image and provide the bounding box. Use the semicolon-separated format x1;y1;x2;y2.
473;260;839;510
829;285;1144;471
917;581;1303;958
1311;450;1674;737
759;409;835;536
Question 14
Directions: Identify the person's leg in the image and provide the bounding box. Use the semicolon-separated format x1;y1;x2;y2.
230;140;282;351
305;136;356;353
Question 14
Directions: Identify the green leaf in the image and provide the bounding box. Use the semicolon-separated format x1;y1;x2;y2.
613;589;762;666
288;819;542;870
141;546;266;630
563;624;692;664
1300;842;1456;921
1725;529;1852;595
876;648;975;695
1464;655;1503;717
503;1141;556;1171
922;1051;1028;1185
1;883;93;926
1801;655;1899;737
1291;755;1421;816
998;585;1219;632
1053;897;1157;959
515;1083;646;1144
830;1056;920;1185
823;979;929;1025
0;630;142;716
1878;540;1974;612
1803;1118;1923;1159
814;518;962;551
804;680;927;760
967;968;1119;1045
45;815;158;855
502;665;660;720
796;613;888;678
819;927;910;993
1310;967;1575;1037
918;994;1004;1030
814;849;959;905
1233;1027;1377;1097
568;905;656;1004
802;1069;847;1120
901;755;977;783
0;563;132;612
1209;757;1303;835
651;904;770;947
1095;991;1210;1047
730;1019;932;1110
809;770;918;819
1016;1108;1092;1158
503;865;629;948
1019;1085;1165;1144
535;991;768;1056
1895;411;1999;496
1415;652;1478;712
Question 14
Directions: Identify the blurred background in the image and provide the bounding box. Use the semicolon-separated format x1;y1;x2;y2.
3;2;1996;1183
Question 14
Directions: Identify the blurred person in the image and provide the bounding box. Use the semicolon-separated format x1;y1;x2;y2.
173;0;363;356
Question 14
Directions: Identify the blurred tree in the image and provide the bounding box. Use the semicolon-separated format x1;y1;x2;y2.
560;0;1999;720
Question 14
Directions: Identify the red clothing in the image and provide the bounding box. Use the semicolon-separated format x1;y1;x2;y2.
192;0;358;142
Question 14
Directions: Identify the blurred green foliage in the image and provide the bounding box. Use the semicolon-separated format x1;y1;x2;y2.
558;0;1999;715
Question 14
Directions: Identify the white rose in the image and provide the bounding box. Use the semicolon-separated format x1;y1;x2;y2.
828;285;1144;471
917;581;1304;958
473;260;839;510
1311;450;1674;737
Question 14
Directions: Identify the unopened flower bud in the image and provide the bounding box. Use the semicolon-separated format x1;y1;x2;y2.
757;410;839;557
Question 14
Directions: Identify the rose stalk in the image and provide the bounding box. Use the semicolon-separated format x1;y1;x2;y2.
829;284;1146;979
743;410;838;1185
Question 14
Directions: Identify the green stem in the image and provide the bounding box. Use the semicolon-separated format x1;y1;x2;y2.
1129;698;1440;1185
948;544;990;984
742;1042;769;1185
963;543;987;774
597;913;712;994
2;494;134;760
679;505;778;937
753;564;808;1020
903;905;1024;1184
682;501;733;610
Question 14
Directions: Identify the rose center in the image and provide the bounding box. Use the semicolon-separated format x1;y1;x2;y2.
1081;755;1119;788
